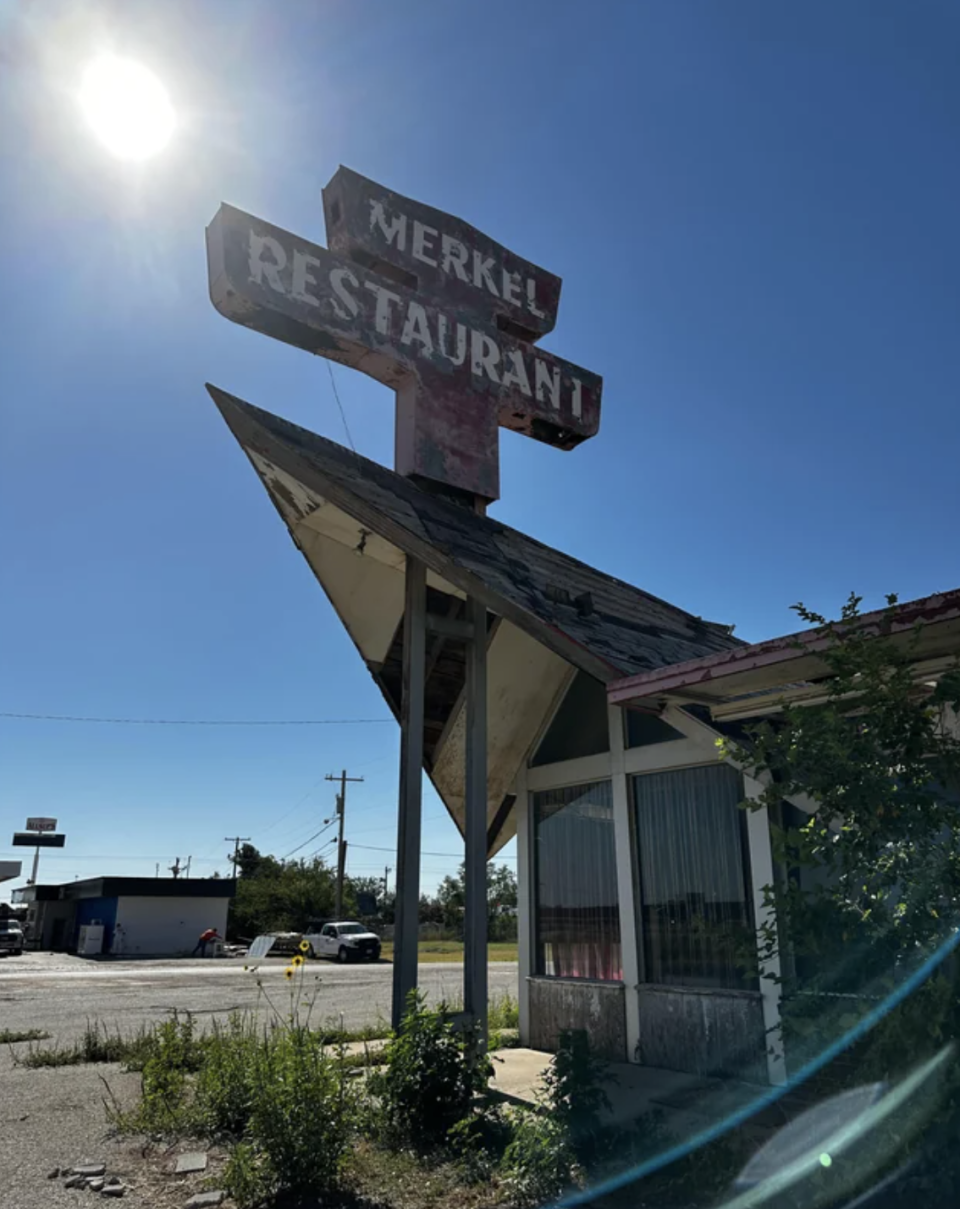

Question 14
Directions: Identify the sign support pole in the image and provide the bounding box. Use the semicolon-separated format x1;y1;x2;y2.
392;556;427;1029
463;594;489;1050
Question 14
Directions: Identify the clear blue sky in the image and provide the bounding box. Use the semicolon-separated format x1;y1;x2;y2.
2;0;958;891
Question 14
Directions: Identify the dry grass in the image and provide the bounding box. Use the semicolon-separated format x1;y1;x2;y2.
0;1027;51;1044
345;1139;507;1209
380;941;518;964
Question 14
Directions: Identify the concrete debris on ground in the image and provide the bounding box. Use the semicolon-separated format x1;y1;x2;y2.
59;1162;126;1196
185;1193;226;1208
175;1152;208;1174
46;1168;60;1180
72;1163;107;1178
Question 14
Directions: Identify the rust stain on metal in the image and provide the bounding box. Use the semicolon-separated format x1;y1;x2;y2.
206;167;603;504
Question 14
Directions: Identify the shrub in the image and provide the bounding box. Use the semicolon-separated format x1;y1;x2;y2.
193;1014;259;1136
501;1108;579;1207
543;1028;613;1162
488;991;520;1032
372;990;490;1150
222;1025;357;1206
448;1104;515;1183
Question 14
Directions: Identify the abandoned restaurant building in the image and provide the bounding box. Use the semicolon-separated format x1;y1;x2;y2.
205;168;960;1088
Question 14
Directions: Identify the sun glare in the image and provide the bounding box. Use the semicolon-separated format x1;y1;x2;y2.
79;55;175;161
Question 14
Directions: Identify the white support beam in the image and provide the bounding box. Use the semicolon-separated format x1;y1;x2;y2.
609;705;642;1063
661;705;818;815
513;763;532;1045
744;775;787;1085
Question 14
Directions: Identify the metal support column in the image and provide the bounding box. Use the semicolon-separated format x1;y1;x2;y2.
608;703;642;1062
463;594;489;1048
392;556;427;1029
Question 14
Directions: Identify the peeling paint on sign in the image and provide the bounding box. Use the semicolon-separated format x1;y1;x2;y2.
207;170;602;502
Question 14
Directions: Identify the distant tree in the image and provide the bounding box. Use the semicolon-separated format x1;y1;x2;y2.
433;862;517;941
226;853;338;941
230;842;267;879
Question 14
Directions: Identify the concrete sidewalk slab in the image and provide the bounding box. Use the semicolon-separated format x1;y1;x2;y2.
489;1047;773;1141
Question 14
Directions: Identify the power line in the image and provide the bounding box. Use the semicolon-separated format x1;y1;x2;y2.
257;777;327;838
0;712;392;726
326;362;357;453
282;819;336;860
350;842;516;860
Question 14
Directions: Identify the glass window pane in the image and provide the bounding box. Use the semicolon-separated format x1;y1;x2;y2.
533;780;621;980
530;672;609;767
633;764;754;990
624;708;684;748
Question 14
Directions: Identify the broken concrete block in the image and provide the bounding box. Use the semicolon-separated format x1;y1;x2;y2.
175;1152;208;1174
63;1174;85;1189
46;1168;60;1180
72;1163;107;1178
185;1192;225;1208
101;1184;126;1197
88;1178;105;1192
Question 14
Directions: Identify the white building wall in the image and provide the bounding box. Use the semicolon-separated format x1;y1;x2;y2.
114;896;229;956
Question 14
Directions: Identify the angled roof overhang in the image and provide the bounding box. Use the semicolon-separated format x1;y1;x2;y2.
209;385;742;853
607;589;960;722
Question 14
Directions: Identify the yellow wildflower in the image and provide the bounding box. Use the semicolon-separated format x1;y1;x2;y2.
284;967;294;980
299;939;310;954
291;954;304;968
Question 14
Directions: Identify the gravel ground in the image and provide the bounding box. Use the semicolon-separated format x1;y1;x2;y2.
0;954;518;1208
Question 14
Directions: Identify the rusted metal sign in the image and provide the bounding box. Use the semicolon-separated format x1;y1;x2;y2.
207;169;602;502
322;166;561;341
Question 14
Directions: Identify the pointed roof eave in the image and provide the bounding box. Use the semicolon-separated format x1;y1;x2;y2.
206;384;741;687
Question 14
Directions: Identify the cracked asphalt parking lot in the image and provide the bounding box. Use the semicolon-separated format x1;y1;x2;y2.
0;953;519;1208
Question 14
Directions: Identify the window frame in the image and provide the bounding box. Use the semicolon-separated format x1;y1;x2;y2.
631;762;757;993
531;777;621;981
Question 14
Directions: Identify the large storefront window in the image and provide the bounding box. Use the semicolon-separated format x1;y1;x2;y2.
633;764;754;990
533;780;622;980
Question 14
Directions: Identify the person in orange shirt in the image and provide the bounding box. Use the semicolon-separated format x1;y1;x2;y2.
191;926;220;957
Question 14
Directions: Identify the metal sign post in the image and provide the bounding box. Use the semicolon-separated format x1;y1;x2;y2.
392;556;426;1027
12;818;64;885
463;595;489;1047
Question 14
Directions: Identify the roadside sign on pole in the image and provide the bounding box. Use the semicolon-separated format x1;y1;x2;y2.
12;833;65;848
25;817;57;832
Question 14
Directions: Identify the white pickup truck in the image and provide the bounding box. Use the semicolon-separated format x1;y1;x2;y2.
302;920;382;963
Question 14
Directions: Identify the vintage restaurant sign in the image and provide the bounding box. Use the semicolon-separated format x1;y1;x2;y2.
207;169;601;502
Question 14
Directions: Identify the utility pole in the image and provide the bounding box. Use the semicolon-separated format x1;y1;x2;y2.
383;866;391;898
169;857;182;879
224;836;251;873
325;769;363;919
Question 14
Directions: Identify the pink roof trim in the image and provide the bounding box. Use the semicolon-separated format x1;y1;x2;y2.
607;588;960;707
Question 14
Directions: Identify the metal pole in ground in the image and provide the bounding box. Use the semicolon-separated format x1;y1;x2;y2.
463;594;489;1050
392;556;426;1029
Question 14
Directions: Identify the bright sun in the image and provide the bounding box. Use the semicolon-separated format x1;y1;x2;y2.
79;55;175;161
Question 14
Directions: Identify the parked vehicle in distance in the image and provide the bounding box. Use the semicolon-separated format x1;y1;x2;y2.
302;920;381;963
0;918;24;956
